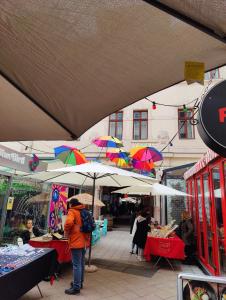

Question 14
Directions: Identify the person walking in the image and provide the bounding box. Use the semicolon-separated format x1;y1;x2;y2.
133;210;149;261
64;198;90;295
130;210;139;254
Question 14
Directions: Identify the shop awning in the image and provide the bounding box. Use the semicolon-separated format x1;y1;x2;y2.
0;1;225;141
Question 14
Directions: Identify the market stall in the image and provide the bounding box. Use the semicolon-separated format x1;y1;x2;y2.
29;237;71;264
144;221;185;269
0;245;57;300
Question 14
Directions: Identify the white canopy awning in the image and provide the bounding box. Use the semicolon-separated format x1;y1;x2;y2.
0;1;225;141
113;183;190;196
26;161;156;187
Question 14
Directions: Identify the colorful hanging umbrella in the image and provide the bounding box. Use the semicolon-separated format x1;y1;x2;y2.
111;157;130;168
54;145;87;165
130;146;163;162
106;148;129;159
93;136;123;148
132;159;154;172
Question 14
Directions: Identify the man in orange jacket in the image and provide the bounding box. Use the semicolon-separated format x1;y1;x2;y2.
64;198;89;295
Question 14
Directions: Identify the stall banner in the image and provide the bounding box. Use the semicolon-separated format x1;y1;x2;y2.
198;80;226;157
49;184;68;230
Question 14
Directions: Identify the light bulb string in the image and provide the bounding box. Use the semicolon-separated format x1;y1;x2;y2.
146;97;198;108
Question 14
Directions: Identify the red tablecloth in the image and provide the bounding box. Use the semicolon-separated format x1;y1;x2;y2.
144;236;185;261
29;239;71;264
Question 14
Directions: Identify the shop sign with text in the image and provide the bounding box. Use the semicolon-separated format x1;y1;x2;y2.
198;80;226;157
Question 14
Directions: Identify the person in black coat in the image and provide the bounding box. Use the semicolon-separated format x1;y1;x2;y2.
20;218;41;244
179;211;195;264
133;211;149;261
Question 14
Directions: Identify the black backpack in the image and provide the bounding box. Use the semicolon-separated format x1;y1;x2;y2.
80;209;96;233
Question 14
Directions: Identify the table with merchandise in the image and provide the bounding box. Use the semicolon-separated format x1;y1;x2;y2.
0;244;57;300
29;236;71;264
144;221;185;270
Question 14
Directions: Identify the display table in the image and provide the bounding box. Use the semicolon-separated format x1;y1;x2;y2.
144;236;185;269
30;238;71;264
0;248;56;300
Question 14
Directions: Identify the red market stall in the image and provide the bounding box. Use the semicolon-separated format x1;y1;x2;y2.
184;150;226;276
29;238;71;264
144;236;185;269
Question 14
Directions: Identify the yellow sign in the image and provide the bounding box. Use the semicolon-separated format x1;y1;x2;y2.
184;61;205;85
7;197;14;210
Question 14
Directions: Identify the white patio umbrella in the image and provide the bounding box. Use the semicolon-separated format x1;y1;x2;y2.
112;183;190;197
25;161;156;266
68;193;105;207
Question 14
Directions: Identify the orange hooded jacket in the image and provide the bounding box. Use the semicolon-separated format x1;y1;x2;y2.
64;204;90;249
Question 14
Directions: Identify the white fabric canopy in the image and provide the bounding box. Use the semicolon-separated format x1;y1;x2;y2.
113;183;190;196
0;1;225;141
26;162;156;187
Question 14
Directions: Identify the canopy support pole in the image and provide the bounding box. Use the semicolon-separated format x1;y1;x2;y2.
88;174;96;267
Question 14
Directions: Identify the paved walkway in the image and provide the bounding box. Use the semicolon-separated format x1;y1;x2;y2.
20;229;203;300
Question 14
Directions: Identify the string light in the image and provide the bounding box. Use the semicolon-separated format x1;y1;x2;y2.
169;142;173;147
152;101;156;110
183;104;188;113
145;97;198;108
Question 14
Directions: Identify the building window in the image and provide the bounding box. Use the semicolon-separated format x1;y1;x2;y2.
109;111;123;140
133;110;148;140
178;109;195;139
205;68;220;80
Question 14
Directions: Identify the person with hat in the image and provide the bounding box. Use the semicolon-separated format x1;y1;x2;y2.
64;198;90;295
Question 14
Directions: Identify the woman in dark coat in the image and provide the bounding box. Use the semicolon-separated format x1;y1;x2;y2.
133;211;149;261
179;211;195;264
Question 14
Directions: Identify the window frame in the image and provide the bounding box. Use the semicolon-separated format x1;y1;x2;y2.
108;111;123;140
205;69;221;80
178;108;195;139
133;110;148;140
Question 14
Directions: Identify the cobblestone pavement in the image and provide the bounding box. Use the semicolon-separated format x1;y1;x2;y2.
20;230;203;300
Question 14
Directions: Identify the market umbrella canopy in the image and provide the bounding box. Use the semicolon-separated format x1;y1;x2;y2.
68;194;105;207
113;183;190;196
0;1;225;141
26;162;157;187
27;192;50;204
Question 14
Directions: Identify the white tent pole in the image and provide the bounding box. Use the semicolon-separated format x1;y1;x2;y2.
88;173;96;267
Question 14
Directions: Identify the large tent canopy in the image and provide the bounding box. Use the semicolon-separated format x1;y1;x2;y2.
0;0;225;141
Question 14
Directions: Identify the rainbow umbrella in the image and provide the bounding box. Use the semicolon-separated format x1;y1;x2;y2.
132;159;154;172
54;145;87;165
106;148;129;159
93;136;123;148
111;157;130;168
130;146;163;162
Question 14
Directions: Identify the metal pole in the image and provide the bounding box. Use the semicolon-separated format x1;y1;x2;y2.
88;174;96;266
0;176;13;239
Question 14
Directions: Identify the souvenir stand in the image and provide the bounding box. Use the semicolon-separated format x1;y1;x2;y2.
0;244;56;300
144;221;185;269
